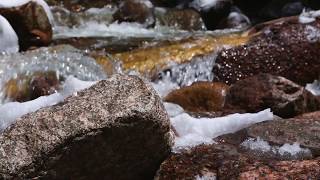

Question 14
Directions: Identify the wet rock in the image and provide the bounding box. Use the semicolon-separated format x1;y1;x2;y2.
233;0;305;24
0;1;53;51
0;75;172;179
213;16;320;85
247;116;320;156
225;74;320;118
165;82;229;112
156;143;320;179
238;158;320;179
155;8;205;31
189;0;233;30
217;10;251;29
113;0;155;28
4;71;61;102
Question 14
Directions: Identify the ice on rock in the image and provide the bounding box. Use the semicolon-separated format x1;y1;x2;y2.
0;76;96;132
0;0;54;24
0;15;19;53
171;108;273;151
241;137;312;157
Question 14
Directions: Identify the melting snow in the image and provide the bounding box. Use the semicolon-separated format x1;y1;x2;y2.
241;137;312;157
0;15;19;53
0;76;96;131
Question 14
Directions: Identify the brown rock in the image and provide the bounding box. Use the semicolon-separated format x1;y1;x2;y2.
247;116;320;156
113;0;155;28
213;16;320;85
0;1;52;51
239;159;320;179
4;71;61;102
165;81;229;112
155;8;205;31
156;143;320;179
225;73;320;118
0;75;172;179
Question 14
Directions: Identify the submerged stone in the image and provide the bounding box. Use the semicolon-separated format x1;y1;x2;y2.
0;74;172;179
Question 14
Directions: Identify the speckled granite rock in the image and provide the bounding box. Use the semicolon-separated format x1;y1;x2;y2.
0;74;172;179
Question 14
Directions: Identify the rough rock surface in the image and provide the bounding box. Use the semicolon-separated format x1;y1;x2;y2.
165;82;229;112
225;74;320;118
247;116;320;156
0;74;172;179
113;0;155;28
0;1;52;51
155;8;205;31
156;143;320;179
213;16;320;85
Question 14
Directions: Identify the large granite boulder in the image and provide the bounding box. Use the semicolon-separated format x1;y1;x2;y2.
0;75;172;179
0;1;53;51
225;74;320;118
213;16;320;85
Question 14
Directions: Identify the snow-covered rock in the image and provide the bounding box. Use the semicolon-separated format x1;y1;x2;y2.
0;15;19;53
0;0;53;24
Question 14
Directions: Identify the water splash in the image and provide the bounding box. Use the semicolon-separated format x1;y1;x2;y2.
0;45;106;103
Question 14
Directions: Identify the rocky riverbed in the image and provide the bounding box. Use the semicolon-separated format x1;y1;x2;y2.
0;0;320;179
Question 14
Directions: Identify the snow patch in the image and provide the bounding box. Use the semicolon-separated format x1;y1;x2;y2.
0;76;96;131
0;15;19;53
299;10;320;24
241;137;312;157
169;106;273;151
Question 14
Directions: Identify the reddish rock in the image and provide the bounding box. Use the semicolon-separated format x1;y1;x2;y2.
0;1;52;51
165;81;229;112
213;16;320;85
156;143;320;179
113;0;155;28
225;74;320;118
247;117;320;156
239;159;320;179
